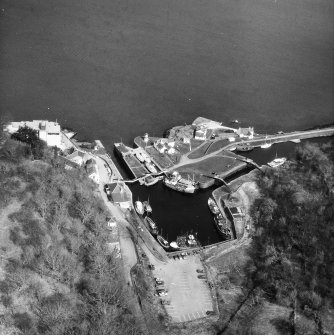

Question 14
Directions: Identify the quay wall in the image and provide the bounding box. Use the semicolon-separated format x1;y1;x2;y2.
198;162;248;189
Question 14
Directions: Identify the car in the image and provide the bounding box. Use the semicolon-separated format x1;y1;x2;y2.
206;311;215;315
173;255;177;260
154;277;163;281
196;269;204;273
161;300;171;305
142;253;147;258
104;184;111;194
197;275;206;279
148;264;155;270
277;131;284;134
156;288;167;293
154;291;168;297
155;280;165;285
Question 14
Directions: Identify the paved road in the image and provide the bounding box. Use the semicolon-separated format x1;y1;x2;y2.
95;155;138;286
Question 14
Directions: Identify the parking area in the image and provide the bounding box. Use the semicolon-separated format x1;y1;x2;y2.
151;254;214;323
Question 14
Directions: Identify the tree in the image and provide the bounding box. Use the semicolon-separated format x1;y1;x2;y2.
11;126;46;159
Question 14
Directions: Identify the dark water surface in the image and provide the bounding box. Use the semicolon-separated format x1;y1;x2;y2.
1;0;333;244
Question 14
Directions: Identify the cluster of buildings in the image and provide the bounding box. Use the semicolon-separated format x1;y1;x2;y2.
167;117;255;144
153;138;176;155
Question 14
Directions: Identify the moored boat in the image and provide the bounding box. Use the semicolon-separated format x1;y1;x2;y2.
268;157;286;168
170;241;180;250
163;171;198;194
144;175;163;186
261;136;272;149
143;200;152;214
135;201;144;215
208;197;220;215
157;235;170;249
235;143;254;152
146;217;158;235
214;215;232;240
135;151;145;162
145;161;158;173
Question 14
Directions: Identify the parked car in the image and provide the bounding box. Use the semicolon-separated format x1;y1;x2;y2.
148;264;155;270
156;288;167;293
197;275;206;279
161;300;171;305
196;269;204;273
154;291;168;297
155;280;165;286
206;311;215;315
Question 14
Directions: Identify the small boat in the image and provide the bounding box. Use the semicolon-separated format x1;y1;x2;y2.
187;234;197;247
235;143;254;152
143;200;152;214
231;119;239;124
163;171;198;194
208;197;220;215
145;161;158;173
144;175;163;186
146;217;158;235
170;241;180;250
268;157;286;168
157;235;170;249
261;136;272;149
135;151;145;162
135;201;144;215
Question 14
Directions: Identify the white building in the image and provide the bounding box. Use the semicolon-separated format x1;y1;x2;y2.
6;120;62;148
237;127;254;139
85;159;100;184
67;150;89;166
194;126;207;140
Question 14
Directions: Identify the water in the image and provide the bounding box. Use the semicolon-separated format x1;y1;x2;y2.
1;0;333;244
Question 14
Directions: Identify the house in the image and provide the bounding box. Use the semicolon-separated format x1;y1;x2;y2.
58;156;79;170
194;126;207;140
85;159;100;184
108;183;131;209
67;150;89;166
6;120;62;148
237;127;254;139
154;141;166;154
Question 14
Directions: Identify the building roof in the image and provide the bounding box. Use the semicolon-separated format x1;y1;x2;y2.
108;183;129;203
57;156;79;169
68;150;86;159
87;165;96;175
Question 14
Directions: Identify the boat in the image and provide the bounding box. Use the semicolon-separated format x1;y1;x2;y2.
157;235;170;249
231;119;239;124
145;161;158;173
169;241;180;250
214;215;232;239
208;197;220;215
268;157;286;168
163;171;198;194
135;151;145;162
144;175;163;186
260;136;272;149
145;217;158;235
135;201;144;215
235;143;254;152
187;234;198;247
143;200;152;214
